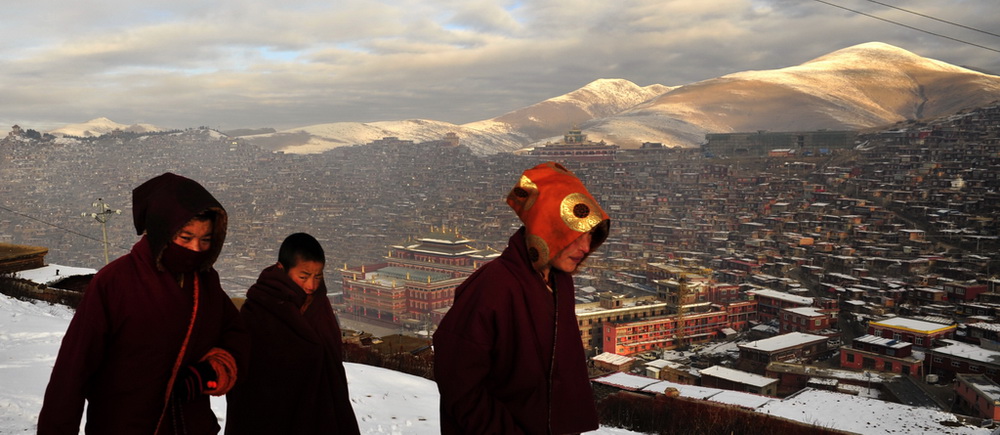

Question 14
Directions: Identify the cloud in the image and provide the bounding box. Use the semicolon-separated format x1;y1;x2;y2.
2;0;998;131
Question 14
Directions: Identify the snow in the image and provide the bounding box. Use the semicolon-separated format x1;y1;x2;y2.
759;388;987;435
932;339;1000;364
593;372;991;434
740;332;827;353
0;293;636;434
14;264;96;286
699;365;777;388
47;117;167;137
748;288;813;305
872;316;957;333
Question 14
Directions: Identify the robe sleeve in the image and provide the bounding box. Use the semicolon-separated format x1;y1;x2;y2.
433;271;527;435
209;272;250;379
37;276;113;435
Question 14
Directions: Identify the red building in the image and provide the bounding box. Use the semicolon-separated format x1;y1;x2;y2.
779;307;837;334
528;128;618;161
943;281;988;302
928;339;1000;383
747;289;813;322
954;374;1000;420
340;229;498;327
867;316;956;348
601;301;757;355
736;332;832;375
839;334;923;377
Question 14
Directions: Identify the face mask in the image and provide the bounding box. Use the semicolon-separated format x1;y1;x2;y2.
161;242;211;274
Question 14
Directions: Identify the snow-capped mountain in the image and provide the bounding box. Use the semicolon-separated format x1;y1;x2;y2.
45;42;1000;154
47;117;167;137
254;42;1000;154
248;119;527;155
464;79;674;142
582;42;1000;147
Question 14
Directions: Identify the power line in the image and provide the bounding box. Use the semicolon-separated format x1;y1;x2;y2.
0;203;251;289
864;0;1000;39
0;203;115;248
813;0;1000;55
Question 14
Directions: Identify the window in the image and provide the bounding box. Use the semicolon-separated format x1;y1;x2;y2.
846;353;855;363
815;319;822;327
951;361;961;368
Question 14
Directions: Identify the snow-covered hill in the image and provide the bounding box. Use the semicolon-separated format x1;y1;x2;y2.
597;42;1000;143
249;118;526;155
254;42;1000;154
47;117;167;137
44;42;1000;154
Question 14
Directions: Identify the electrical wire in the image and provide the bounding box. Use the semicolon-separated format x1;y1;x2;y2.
864;0;1000;39
812;0;1000;54
0;203;251;288
0;203;113;247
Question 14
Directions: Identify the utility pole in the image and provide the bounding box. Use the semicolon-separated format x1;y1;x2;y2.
83;198;121;265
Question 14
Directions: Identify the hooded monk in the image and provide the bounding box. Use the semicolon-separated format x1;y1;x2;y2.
434;162;610;434
38;173;249;434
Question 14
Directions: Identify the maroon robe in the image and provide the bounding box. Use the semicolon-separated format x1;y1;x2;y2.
38;237;247;434
38;173;248;434
225;265;360;434
433;228;600;434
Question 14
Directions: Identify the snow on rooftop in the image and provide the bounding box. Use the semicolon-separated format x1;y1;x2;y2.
933;339;1000;364
758;388;988;435
600;371;989;433
595;371;663;391
14;264;97;285
593;352;635;366
784;306;824;317
958;374;1000;402
748;288;813;305
740;332;827;352
872;316;957;333
699;365;777;388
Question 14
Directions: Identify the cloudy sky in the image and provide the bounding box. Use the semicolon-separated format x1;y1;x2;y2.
4;0;999;132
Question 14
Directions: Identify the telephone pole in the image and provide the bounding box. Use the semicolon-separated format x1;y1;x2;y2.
83;198;121;264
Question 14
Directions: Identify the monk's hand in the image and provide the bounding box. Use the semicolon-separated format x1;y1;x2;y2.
172;361;218;403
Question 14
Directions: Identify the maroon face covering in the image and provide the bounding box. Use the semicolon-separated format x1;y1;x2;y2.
161;243;211;274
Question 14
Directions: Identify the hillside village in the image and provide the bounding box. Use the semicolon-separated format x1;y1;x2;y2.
3;102;1000;433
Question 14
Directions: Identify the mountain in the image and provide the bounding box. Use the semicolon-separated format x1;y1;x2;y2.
47;42;1000;153
252;42;1000;154
246;118;526;155
48;117;167;137
581;42;1000;146
464;79;674;143
247;79;669;155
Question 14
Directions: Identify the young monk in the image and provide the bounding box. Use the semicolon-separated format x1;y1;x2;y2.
226;233;359;434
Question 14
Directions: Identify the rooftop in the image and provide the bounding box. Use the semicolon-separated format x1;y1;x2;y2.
740;332;828;353
748;288;813;305
871;316;957;334
699;365;777;388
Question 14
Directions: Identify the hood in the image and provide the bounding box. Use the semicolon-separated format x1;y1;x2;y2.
506;162;610;272
132;172;227;271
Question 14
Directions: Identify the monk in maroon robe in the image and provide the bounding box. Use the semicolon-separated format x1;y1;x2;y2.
434;162;610;434
39;173;248;434
226;233;360;434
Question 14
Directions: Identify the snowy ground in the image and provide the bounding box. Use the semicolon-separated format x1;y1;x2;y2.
0;293;637;434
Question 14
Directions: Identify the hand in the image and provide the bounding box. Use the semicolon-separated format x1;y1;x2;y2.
172;361;218;403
